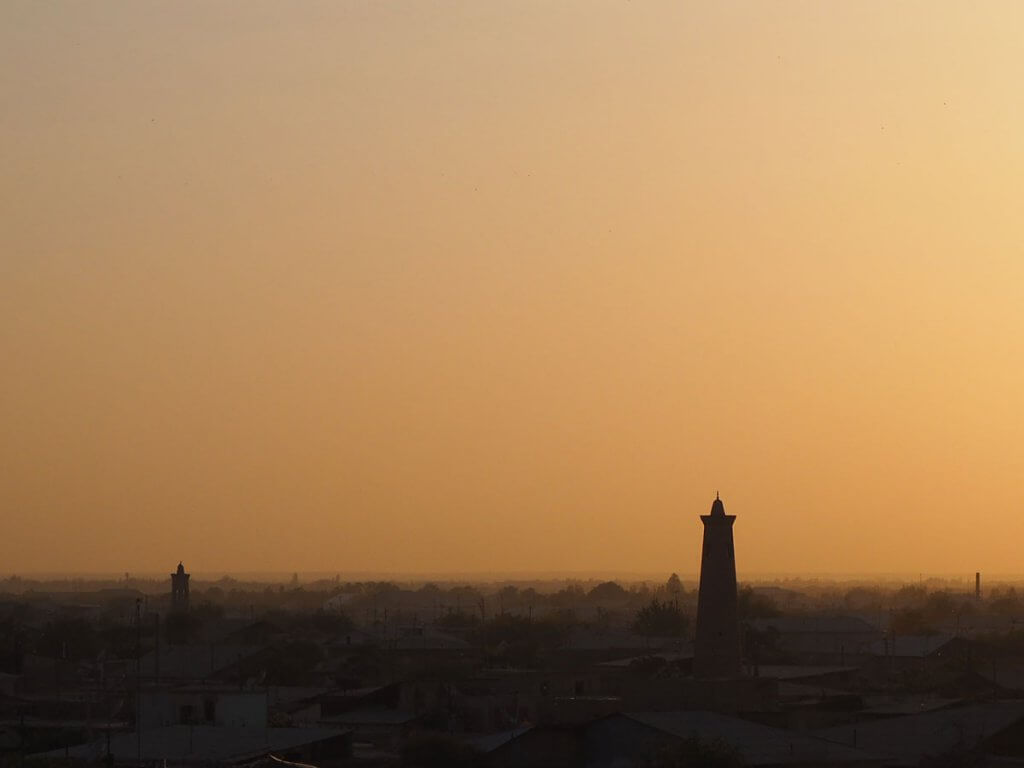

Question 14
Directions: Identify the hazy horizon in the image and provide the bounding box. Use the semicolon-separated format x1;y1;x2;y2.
4;1;1024;575
5;569;1022;587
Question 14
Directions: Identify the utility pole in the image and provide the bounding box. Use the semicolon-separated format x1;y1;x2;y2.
135;598;142;762
154;613;160;686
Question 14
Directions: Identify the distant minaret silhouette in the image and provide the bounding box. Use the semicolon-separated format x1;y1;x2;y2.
694;493;741;678
171;562;190;612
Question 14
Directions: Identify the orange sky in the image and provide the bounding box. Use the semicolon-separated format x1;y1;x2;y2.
2;1;1023;576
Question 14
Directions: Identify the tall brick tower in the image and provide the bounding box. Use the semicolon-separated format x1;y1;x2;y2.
694;493;741;678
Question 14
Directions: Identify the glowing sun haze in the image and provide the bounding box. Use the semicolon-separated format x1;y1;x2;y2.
3;1;1023;576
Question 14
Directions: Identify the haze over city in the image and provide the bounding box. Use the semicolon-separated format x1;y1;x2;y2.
4;1;1024;576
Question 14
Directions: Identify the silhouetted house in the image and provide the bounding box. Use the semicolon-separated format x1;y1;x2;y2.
320;683;401;718
563;629;681;657
391;624;471;651
694;495;741;678
139;685;268;729
859;633;958;683
816;701;1024;766
318;709;419;749
756;665;859;688
866;633;955;660
856;695;961;719
138;644;263;683
485;711;881;767
29;725;352;765
171;562;190;613
749;616;881;662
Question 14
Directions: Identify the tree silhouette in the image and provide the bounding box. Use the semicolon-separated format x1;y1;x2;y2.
666;573;683;598
632;599;689;637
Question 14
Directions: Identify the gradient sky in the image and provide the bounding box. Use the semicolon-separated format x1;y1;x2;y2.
3;1;1024;576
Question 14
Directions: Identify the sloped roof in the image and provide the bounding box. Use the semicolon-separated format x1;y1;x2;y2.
865;634;954;658
815;702;1024;766
750;616;880;634
566;629;680;651
622;711;878;765
975;661;1024;693
29;726;348;763
139;644;262;680
320;708;419;726
859;696;961;716
465;726;532;753
755;664;858;681
596;650;694;668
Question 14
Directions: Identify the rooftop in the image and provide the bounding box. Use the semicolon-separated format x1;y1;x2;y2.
29;726;349;764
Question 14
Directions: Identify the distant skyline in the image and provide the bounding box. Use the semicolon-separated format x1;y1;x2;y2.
8;570;1024;585
4;1;1024;574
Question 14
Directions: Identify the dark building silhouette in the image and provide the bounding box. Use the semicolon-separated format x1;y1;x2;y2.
694;494;741;678
171;562;190;612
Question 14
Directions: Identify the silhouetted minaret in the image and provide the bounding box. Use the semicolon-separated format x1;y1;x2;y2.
170;562;190;612
694;493;741;678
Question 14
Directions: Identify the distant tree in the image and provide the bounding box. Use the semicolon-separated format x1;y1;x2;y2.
369;581;401;596
843;587;883;612
309;609;354;635
551;584;586;608
481;613;569;666
37;618;99;661
989;587;1021;616
588;581;628;601
164;611;204;645
447;585;482;601
737;587;780;621
593;606;617;630
519;587;540;604
262;640;324;685
497;585;520;612
666;573;683;600
632;599;689;637
923;590;956;624
891;607;938;635
894;584;928;605
436;610;479;629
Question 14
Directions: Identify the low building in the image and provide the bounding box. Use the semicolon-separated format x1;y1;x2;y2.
815;701;1024;766
139;685;268;729
485;711;881;767
29;726;352;765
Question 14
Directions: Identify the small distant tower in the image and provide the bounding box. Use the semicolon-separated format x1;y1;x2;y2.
171;562;190;612
976;572;982;600
694;494;741;678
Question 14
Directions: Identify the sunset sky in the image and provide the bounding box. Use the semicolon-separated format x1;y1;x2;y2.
3;1;1023;576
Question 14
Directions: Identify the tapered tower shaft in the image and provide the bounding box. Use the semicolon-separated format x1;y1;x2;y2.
694;495;741;678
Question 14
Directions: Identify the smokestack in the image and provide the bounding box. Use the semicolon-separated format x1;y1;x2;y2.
976;572;981;600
